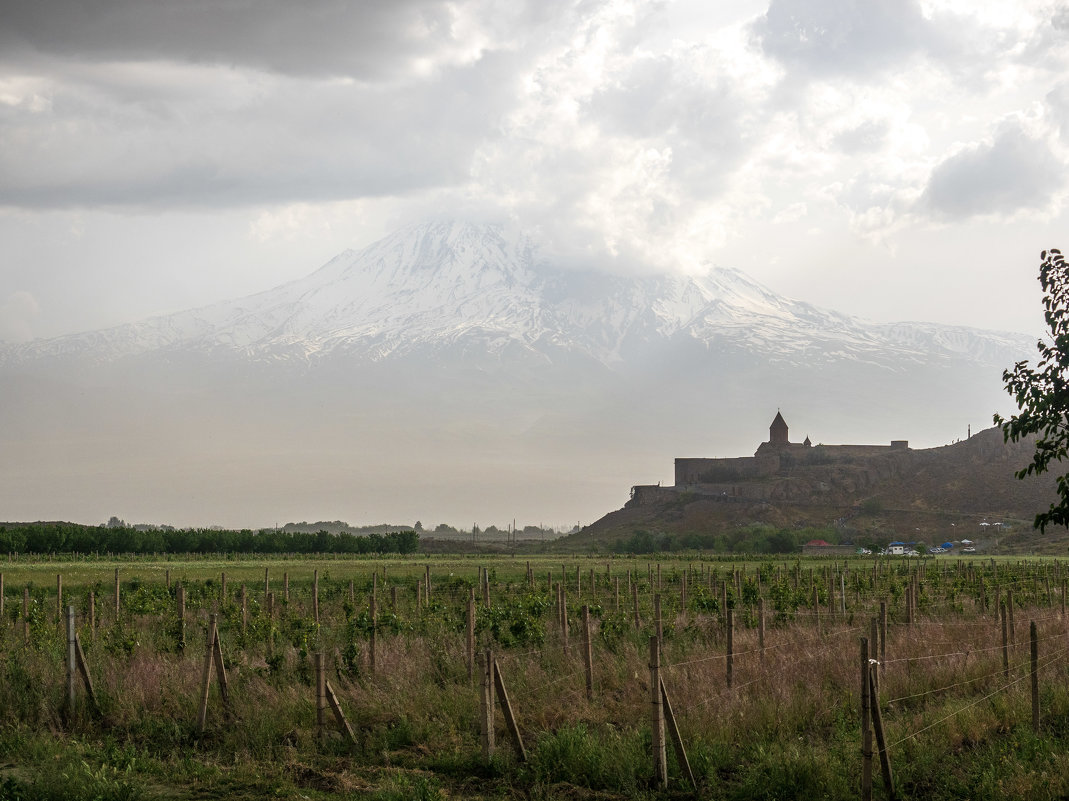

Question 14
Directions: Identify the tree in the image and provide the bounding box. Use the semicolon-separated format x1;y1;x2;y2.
995;248;1069;532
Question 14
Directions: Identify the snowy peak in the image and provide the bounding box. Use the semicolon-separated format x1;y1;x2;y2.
0;220;1034;372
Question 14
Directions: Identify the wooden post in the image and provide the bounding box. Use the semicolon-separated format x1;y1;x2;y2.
654;594;663;645
284;571;289;602
480;649;495;760
22;586;29;641
369;592;377;674
176;585;186;651
758;597;766;661
315;652;326;740
313;569;320;624
650;636;667;789
264;566;269;596
494;658;526;761
615;577;620;612
869;664;894;798
561;587;569;654
56;574;62;625
66;605;76;714
197;614;218;731
1031;620;1040;734
582;605;593;700
861;636;873;801
425;564;431;603
632;582;640;628
1008;588;1016;648
660;677;696;789
879;600;888;681
1062;579;1067;619
1001;601;1009;678
467;588;476;680
483;568;490;608
114;568;120;620
727;606;734;689
221;572;227;606
165;568;170;590
870;617;879;691
391;586;397;609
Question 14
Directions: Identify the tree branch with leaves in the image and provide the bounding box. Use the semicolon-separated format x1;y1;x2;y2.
995;248;1069;532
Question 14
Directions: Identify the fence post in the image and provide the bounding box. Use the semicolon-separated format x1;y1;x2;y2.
758;597;766;662
467;588;476;681
880;600;887;681
1031;620;1040;734
22;586;29;641
727;606;734;689
114;568;120;620
176;585;186;651
650;636;667;789
313;569;320;624
869;664;894;798
582;605;593;700
861;636;872;801
654;594;663;646
66;605;76;714
315;652;326;741
197;614;218;731
1007;588;1016;648
1001;601;1009;678
479;649;495;760
57;574;62;626
369;592;377;674
221;572;227;606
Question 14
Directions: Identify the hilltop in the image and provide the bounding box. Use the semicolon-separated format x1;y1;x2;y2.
577;424;1065;555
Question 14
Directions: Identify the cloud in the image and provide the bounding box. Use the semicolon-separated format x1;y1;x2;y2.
0;0;568;80
0;290;40;342
920;121;1065;219
753;0;933;77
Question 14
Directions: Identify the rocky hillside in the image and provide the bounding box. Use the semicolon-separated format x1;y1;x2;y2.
580;426;1067;554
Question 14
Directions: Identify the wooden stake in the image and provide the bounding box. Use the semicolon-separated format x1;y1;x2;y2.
467;589;476;681
582;605;593;700
494;657;526;761
313;569;320;624
1001;601;1009;678
56;574;62;625
660;677;696;789
869;665;894;798
1031;620;1040;734
66;605;76;714
369;592;377;674
479;649;495;760
650;636;667;790
74;630;99;713
727;606;734;688
314;652;326;740
861;636;873;801
197;614;219;731
114;568;120;620
324;679;357;744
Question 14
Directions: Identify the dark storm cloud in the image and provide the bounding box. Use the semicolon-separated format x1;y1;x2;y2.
920;123;1065;220
753;0;932;76
0;40;523;209
1;0;527;79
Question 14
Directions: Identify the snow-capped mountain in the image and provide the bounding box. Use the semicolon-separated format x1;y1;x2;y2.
0;220;1030;372
0;220;1036;529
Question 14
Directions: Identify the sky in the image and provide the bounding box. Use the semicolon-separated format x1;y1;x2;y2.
2;0;1068;343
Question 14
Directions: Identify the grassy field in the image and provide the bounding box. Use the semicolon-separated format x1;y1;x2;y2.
1;552;1068;800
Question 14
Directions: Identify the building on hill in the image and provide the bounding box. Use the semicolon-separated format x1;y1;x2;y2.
627;412;910;507
674;412;908;486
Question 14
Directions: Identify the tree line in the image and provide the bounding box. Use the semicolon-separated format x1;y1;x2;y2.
0;523;419;555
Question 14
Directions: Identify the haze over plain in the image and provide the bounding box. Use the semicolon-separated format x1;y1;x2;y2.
1;1;1066;528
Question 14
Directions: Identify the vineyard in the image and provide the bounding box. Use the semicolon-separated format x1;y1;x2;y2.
1;554;1069;800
